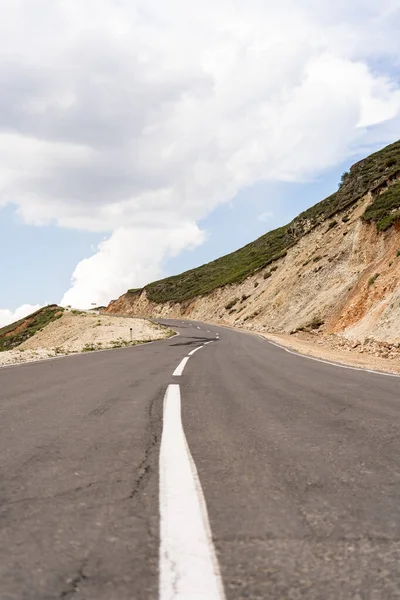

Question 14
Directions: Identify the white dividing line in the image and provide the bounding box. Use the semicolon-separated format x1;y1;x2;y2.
204;341;214;346
189;345;203;356
159;385;225;600
197;326;201;330
173;357;190;376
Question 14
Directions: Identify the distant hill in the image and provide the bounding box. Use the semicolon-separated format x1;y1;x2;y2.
0;306;64;351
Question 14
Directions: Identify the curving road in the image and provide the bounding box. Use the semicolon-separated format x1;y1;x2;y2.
0;320;399;599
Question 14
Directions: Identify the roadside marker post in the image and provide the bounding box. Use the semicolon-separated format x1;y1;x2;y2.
130;327;133;342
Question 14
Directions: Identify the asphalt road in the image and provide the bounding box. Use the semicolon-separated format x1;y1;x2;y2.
1;320;399;599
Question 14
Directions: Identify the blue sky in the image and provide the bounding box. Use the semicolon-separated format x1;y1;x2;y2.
1;0;400;324
0;205;103;308
167;160;351;276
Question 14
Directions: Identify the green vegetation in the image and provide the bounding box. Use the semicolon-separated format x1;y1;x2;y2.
82;343;97;352
377;212;400;232
397;250;400;257
362;181;400;231
225;298;239;310
295;316;325;333
327;220;338;230
0;306;64;352
368;273;380;286
146;225;291;303
110;338;151;349
338;171;349;188
126;140;400;304
295;139;400;225
310;316;325;329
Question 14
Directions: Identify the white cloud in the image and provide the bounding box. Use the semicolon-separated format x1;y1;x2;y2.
0;0;400;306
61;223;205;308
0;304;42;328
258;212;274;223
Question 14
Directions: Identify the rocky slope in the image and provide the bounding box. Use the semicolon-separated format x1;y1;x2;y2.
0;305;64;351
0;311;173;367
106;141;400;352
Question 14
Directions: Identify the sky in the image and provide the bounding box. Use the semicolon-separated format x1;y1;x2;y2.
1;0;400;325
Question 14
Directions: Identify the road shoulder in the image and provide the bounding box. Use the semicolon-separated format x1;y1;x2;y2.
258;331;400;375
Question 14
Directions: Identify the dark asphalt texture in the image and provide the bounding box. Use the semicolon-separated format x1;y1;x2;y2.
0;320;399;599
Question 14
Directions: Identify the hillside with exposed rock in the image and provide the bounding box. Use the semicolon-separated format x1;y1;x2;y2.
106;140;400;358
0;309;173;367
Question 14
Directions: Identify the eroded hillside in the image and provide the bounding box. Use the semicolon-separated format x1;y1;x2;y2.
106;141;400;349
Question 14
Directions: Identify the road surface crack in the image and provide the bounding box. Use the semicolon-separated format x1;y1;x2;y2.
1;478;127;508
163;549;179;600
59;561;88;598
128;391;160;500
128;461;153;499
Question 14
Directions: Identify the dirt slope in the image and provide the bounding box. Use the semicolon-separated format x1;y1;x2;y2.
0;305;64;351
0;311;172;367
19;311;171;352
106;142;400;357
107;196;400;342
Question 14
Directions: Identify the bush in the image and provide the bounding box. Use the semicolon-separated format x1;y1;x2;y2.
368;273;380;286
310;316;324;329
342;215;350;223
225;298;238;310
327;220;338;230
377;212;400;232
83;343;96;352
362;181;400;230
294;316;324;333
397;250;400;257
338;171;349;188
263;271;271;279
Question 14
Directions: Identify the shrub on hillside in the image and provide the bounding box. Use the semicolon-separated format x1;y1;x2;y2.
368;273;380;286
327;220;338;230
225;298;238;310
